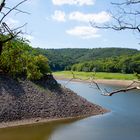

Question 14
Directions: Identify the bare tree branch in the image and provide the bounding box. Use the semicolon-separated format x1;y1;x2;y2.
103;86;139;96
11;23;27;32
0;0;6;12
4;6;30;15
2;22;13;35
2;31;21;43
117;5;140;15
90;19;140;33
64;71;83;86
0;0;28;24
0;0;29;55
63;71;140;96
91;0;140;35
111;0;140;5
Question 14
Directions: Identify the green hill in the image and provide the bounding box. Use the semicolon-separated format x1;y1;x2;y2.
35;48;139;72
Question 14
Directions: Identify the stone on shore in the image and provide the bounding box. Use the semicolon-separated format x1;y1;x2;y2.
0;74;107;122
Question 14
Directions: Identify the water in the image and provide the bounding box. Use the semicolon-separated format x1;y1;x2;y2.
0;80;140;140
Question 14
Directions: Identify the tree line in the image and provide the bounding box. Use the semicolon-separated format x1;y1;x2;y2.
2;40;139;80
71;54;140;73
35;48;140;73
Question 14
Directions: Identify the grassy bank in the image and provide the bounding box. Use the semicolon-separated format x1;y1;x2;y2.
53;71;136;80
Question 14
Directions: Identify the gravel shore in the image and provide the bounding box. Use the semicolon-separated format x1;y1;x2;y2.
0;74;107;128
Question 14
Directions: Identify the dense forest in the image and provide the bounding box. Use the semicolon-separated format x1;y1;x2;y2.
35;48;140;73
0;37;51;80
1;40;139;76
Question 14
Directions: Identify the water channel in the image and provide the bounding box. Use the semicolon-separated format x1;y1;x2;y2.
0;80;140;140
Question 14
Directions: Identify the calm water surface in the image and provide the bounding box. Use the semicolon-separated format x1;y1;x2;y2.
0;80;140;140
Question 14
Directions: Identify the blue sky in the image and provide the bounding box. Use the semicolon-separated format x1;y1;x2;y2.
4;0;140;50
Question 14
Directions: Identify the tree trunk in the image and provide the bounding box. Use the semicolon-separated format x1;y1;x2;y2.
0;42;3;55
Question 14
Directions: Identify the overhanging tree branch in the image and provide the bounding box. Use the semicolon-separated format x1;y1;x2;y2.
4;6;30;15
102;86;139;96
63;71;140;96
91;0;140;34
0;0;28;24
0;0;29;55
0;0;5;12
111;0;140;5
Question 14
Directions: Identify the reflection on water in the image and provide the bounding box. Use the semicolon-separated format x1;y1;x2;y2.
0;119;78;140
0;80;140;140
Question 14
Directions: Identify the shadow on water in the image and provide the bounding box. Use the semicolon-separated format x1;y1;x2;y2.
0;74;25;97
0;118;80;140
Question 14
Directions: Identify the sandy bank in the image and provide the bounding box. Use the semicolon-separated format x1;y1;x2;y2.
0;112;108;129
54;76;136;87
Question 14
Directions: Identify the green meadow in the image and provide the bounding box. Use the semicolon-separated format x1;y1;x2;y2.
53;71;136;80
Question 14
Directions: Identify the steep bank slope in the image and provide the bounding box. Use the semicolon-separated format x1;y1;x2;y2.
0;74;107;123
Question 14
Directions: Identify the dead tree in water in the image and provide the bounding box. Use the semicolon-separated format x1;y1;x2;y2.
64;71;140;96
89;0;140;95
96;81;140;96
0;0;29;55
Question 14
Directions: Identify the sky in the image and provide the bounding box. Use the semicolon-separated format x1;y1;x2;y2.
2;0;140;50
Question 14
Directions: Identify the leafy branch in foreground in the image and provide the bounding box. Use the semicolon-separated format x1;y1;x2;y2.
0;38;51;80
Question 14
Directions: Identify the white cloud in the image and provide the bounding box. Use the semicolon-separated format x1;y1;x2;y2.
6;18;20;28
66;26;100;39
52;0;95;6
51;11;111;23
52;10;66;22
69;11;111;23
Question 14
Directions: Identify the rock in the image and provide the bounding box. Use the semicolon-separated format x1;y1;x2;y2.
0;74;107;122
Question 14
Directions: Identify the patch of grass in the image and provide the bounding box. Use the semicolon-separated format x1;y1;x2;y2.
53;71;136;80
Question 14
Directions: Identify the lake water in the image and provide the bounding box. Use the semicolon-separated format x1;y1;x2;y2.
0;80;140;140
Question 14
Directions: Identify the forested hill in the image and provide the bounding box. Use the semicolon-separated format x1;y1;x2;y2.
35;48;139;71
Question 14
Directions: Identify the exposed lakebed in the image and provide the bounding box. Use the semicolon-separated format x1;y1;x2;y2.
0;80;140;140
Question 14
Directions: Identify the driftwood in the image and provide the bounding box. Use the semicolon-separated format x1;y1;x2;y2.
64;71;140;96
102;87;139;96
103;81;140;96
90;80;140;96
